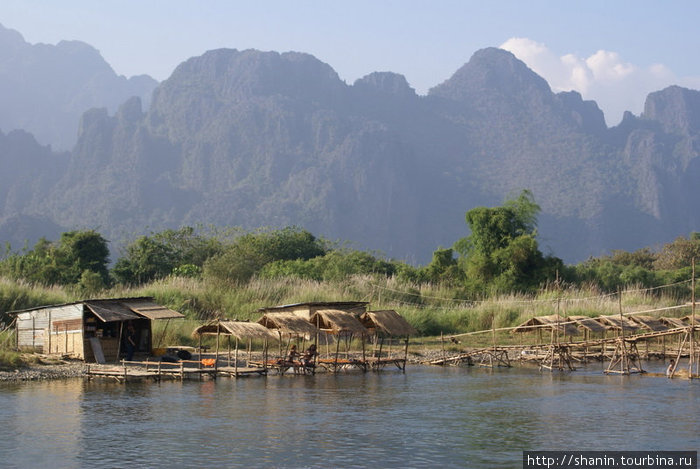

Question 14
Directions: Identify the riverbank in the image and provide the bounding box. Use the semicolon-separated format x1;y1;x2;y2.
0;360;86;381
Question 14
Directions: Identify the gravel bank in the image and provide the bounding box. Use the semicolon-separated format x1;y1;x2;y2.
0;361;86;382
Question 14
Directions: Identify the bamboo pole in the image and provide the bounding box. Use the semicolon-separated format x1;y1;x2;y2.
235;337;239;377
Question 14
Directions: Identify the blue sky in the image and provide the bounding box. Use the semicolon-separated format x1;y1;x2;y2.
2;0;700;125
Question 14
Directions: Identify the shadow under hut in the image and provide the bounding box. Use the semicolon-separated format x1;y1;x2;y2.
359;309;416;371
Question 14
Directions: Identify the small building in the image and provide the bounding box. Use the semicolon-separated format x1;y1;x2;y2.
9;297;183;363
511;314;580;340
257;301;369;321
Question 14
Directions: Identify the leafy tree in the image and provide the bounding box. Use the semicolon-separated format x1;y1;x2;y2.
654;235;700;270
203;227;327;284
0;230;110;286
454;190;558;293
113;226;223;285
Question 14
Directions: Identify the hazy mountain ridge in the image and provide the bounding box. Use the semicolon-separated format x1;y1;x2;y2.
1;42;700;263
0;23;158;151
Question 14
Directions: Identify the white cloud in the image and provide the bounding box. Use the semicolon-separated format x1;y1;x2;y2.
500;37;700;126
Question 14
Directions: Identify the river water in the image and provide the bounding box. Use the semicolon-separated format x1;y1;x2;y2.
0;362;697;468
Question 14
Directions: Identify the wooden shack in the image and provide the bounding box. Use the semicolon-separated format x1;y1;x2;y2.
10;297;183;363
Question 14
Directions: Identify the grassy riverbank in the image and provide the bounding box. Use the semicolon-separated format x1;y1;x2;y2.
1;273;692;365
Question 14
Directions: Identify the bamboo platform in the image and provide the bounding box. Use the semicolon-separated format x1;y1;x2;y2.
86;359;267;382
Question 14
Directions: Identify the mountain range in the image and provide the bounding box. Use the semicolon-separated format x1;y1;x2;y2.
1;24;699;264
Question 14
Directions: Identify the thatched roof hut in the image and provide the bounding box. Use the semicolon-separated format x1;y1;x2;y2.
192;320;279;341
511;314;580;336
309;309;368;336
597;315;638;332
257;312;320;338
630;315;668;332
568;315;607;335
359;310;416;337
257;301;368;320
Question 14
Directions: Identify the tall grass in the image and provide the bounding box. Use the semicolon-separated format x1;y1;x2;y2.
0;274;693;341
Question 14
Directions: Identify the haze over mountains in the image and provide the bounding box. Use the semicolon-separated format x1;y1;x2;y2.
1;24;699;264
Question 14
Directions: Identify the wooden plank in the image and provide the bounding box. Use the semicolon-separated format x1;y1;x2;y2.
89;337;106;364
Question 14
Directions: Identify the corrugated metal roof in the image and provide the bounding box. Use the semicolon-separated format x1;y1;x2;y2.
85;302;140;323
121;299;184;320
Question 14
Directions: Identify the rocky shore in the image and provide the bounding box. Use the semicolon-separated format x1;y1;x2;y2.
0;361;86;382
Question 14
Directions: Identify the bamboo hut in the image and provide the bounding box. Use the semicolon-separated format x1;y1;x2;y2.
192;320;278;376
257;312;322;368
630;315;668;332
359;310;416;371
597;315;639;334
309;309;369;371
257;301;368;321
9;297;183;363
511;314;580;343
568;315;607;339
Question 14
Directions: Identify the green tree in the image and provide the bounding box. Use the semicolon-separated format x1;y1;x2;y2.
454;190;558;293
113;226;223;285
203;227;326;284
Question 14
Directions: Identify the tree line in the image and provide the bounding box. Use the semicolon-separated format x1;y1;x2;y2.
1;190;698;296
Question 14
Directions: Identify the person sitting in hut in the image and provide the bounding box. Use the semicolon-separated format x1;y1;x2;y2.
301;344;318;369
287;344;299;364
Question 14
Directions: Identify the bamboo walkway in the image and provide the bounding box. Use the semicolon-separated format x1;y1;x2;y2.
427;326;698;373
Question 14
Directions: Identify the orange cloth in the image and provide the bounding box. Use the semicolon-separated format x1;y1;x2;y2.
201;358;217;367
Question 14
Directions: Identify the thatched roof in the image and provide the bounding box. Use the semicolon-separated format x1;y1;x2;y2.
660;317;687;328
597;315;638;332
511;314;580;336
192;320;278;341
680;315;700;325
568;315;607;334
630;315;668;332
257;312;319;337
360;310;417;337
310;309;368;336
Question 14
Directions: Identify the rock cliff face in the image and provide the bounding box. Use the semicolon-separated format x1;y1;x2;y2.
0;23;157;150
2;45;700;263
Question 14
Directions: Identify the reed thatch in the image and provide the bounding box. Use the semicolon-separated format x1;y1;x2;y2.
257;312;320;338
680;315;700;325
511;314;580;336
310;309;368;336
568;315;607;334
660;317;687;329
630;315;668;332
597;315;638;332
192;320;279;341
359;310;416;337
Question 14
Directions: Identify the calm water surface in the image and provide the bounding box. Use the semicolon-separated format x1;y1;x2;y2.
0;362;697;468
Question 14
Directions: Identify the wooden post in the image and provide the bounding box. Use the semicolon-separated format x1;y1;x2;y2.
691;258;697;378
48;310;52;354
403;336;409;372
214;322;220;377
235;337;239;377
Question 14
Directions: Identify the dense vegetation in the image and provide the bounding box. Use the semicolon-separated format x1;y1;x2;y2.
1;191;697;342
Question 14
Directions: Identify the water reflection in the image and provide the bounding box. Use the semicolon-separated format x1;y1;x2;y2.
0;365;697;468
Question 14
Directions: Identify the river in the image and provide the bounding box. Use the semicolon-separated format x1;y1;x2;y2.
0;362;697;468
